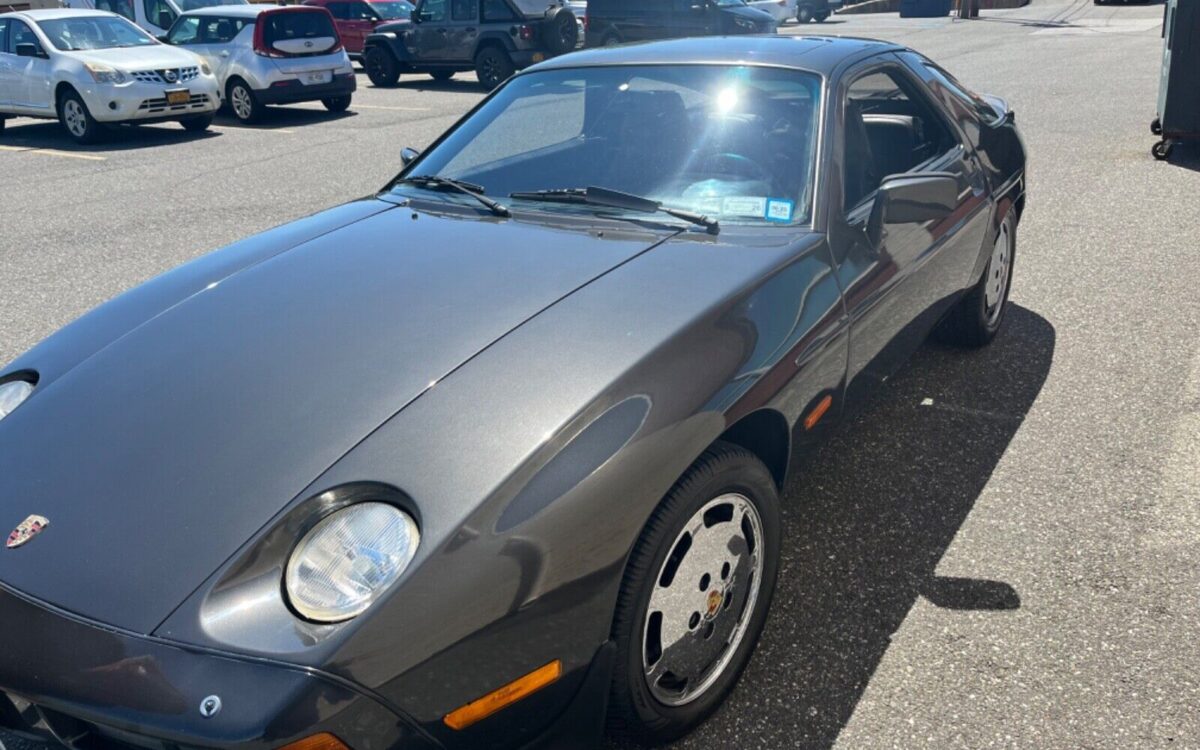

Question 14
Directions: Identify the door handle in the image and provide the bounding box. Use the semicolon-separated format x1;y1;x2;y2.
220;50;230;57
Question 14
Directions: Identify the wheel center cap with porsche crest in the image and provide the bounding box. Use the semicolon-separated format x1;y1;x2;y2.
6;515;49;549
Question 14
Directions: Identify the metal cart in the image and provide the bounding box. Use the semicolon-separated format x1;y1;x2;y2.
1151;0;1199;160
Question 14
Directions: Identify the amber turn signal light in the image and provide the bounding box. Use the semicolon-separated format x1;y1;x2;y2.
804;394;833;430
443;660;562;731
278;733;350;750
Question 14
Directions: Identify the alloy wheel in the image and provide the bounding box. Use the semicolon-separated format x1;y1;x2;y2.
231;86;253;121
984;220;1011;323
642;493;764;707
63;99;87;138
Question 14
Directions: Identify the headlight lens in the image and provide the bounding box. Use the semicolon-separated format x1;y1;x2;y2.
0;380;34;420
84;62;128;84
285;502;419;622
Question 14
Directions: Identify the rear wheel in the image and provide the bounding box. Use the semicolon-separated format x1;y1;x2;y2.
58;89;103;144
365;46;401;87
474;46;514;91
603;32;621;46
0;117;5;136
178;114;213;132
430;69;454;82
227;79;262;123
542;6;578;55
322;95;352;113
936;207;1015;347
797;4;814;22
607;443;780;745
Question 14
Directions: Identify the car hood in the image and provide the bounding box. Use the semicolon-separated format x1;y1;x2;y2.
60;45;203;70
0;199;676;634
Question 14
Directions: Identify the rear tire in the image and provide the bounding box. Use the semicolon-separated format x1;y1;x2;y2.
474;45;514;91
430;69;454;81
936;207;1015;347
797;4;814;22
322;95;352;113
542;6;578;55
365;46;401;87
58;89;103;144
227;79;262;124
0;117;6;136
607;442;781;745
603;32;621;46
179;114;213;132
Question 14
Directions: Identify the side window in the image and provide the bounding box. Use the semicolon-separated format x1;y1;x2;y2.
7;20;38;53
96;0;136;21
842;67;957;211
144;0;178;29
481;0;515;21
168;15;201;42
0;20;9;52
900;51;1000;124
201;16;243;42
347;2;379;19
450;0;475;20
419;0;448;21
326;2;351;20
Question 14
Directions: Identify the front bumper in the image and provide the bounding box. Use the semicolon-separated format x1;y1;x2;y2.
254;74;356;106
79;79;222;124
0;582;434;750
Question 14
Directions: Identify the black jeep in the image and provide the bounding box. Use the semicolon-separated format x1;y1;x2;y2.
363;0;578;90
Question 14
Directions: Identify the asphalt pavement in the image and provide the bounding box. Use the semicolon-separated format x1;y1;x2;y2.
2;1;1199;748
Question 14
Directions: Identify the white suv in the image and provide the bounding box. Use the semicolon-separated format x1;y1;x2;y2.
164;4;355;123
0;9;220;143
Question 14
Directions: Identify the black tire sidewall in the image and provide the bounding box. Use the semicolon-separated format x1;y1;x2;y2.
58;90;100;143
322;95;351;112
366;47;400;86
609;443;781;744
798;5;813;22
227;79;259;123
978;208;1016;337
179;114;212;132
475;47;513;90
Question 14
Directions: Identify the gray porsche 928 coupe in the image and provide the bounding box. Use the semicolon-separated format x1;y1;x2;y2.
0;34;1024;750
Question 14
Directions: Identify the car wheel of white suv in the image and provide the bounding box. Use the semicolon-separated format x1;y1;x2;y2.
227;79;262;124
58;89;104;145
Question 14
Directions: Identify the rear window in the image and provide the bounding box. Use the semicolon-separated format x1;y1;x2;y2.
261;9;337;47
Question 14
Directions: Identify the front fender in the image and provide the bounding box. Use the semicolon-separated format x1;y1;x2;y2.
364;30;411;62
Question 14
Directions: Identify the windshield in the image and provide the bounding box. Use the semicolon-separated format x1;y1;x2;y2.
38;15;158;50
179;0;248;9
399;65;822;226
370;0;414;18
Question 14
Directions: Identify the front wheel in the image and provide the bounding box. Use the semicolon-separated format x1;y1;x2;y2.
936;207;1016;347
365;46;401;87
0;117;6;136
227;79;262;123
322;95;352;113
179;114;213;132
474;46;514;91
607;442;781;745
797;4;814;22
58;90;104;144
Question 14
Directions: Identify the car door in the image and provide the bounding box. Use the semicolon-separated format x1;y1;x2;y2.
829;59;990;400
341;1;381;55
406;0;450;59
0;19;12;108
6;19;54;113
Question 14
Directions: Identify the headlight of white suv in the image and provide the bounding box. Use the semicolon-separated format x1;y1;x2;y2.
84;62;129;84
285;502;420;623
0;379;35;421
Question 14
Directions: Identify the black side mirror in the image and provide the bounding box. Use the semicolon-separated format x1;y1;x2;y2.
158;11;176;29
867;172;958;246
157;33;170;42
401;147;419;165
15;42;44;58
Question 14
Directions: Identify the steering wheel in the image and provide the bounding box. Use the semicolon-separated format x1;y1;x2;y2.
682;152;773;184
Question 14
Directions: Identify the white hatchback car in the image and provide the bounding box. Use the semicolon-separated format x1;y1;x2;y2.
0;9;220;143
746;0;796;23
164;4;355;124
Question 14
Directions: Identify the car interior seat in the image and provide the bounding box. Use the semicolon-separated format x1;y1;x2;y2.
862;114;921;179
843;100;881;209
592;89;690;194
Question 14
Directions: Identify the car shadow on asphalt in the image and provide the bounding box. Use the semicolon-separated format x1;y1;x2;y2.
384;78;486;93
213;108;357;131
0;119;221;153
608;303;1054;749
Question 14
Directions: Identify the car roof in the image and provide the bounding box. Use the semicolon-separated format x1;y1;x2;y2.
532;35;903;76
180;4;281;17
7;8;116;20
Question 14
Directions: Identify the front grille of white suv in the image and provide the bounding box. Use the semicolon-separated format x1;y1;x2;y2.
130;67;200;84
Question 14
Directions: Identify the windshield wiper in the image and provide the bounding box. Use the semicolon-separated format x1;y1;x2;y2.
509;186;720;235
395;175;510;217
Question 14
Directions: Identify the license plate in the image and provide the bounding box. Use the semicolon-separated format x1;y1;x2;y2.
165;89;190;105
304;71;332;85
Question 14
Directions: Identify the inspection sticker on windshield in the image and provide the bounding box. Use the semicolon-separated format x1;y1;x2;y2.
722;196;767;217
765;199;795;223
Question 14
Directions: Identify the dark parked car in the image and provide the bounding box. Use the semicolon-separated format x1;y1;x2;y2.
362;0;578;89
302;0;414;58
584;0;776;47
0;35;1024;750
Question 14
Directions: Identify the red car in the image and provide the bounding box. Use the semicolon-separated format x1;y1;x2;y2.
303;0;413;57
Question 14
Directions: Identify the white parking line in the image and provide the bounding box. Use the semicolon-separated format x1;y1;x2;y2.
206;125;297;135
350;104;431;112
0;145;106;161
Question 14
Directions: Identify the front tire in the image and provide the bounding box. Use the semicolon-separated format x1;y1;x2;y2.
322;95;352;113
227;79;262;124
608;442;781;745
474;46;514;91
179;114;213;132
936;207;1016;347
365;46;401;87
797;4;814;22
0;117;6;136
58;89;103;144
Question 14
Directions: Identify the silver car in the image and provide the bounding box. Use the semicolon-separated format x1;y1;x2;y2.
164;4;355;123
